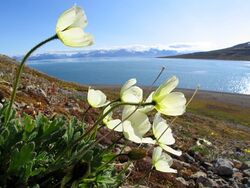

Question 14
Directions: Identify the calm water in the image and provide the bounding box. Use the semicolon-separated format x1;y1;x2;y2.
28;57;250;95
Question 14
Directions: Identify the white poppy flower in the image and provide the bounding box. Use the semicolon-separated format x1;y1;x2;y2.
152;147;177;173
120;79;143;103
103;105;123;132
122;106;155;144
56;5;93;47
153;76;186;116
153;113;182;156
139;91;155;113
87;88;108;108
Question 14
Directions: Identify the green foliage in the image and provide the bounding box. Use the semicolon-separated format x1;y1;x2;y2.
0;102;124;187
191;145;210;156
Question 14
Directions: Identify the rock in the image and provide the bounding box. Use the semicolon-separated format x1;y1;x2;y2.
243;169;250;177
233;168;240;173
173;159;191;169
196;176;216;187
38;88;47;98
207;170;214;178
202;161;214;171
232;159;243;169
182;153;196;163
242;177;250;186
231;181;241;188
199;166;206;172
188;150;204;162
26;85;47;98
241;161;250;170
215;178;229;187
233;172;243;180
214;158;234;176
176;177;189;186
191;171;207;179
188;179;195;187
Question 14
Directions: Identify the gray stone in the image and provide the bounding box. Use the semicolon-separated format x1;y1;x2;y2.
241;161;250;170
233;168;240;173
233;172;244;181
176;177;189;186
215;178;229;187
188;179;196;187
191;171;207;179
215;158;234;176
182;152;196;163
243;169;250;177
207;170;214;178
232;159;243;169
196;176;214;187
242;177;250;187
202;162;214;170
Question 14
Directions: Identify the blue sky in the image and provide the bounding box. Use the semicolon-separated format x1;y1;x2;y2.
1;0;250;56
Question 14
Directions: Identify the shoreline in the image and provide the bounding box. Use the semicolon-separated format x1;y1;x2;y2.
159;56;250;62
94;83;250;105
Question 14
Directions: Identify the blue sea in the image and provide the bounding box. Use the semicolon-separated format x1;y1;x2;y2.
28;57;250;95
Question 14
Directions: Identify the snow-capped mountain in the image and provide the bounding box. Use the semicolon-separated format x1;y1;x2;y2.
13;48;185;61
13;44;202;61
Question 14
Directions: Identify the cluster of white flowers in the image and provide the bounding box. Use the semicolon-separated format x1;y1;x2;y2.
87;76;186;173
56;5;187;173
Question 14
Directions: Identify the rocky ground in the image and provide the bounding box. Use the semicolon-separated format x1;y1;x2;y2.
0;54;250;187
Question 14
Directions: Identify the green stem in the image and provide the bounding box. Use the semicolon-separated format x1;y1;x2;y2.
91;98;121;138
135;167;153;187
73;101;154;148
73;101;154;162
54;100;154;167
82;105;91;121
5;34;58;124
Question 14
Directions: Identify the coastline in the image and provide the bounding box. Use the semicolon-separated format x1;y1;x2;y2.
95;85;250;107
159;56;250;62
95;85;250;127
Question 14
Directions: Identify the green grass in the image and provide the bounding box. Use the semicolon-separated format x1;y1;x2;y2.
188;99;250;127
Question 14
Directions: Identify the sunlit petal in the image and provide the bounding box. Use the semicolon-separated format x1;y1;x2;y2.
58;28;93;47
159;143;182;156
106;119;123;132
155;92;186;116
87;88;108;108
56;5;93;47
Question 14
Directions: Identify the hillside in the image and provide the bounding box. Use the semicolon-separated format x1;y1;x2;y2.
0;54;250;187
161;42;250;61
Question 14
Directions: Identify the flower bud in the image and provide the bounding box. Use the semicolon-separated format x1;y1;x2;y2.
127;148;147;160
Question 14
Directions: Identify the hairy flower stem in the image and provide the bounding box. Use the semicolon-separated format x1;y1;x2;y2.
144;66;165;98
96;153;128;175
53;102;122;163
91;98;121;138
75;101;154;147
135;167;153;187
81;105;91;120
5;34;58;124
72;101;155;165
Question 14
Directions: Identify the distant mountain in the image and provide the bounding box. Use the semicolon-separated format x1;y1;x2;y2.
161;42;250;61
13;47;184;61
